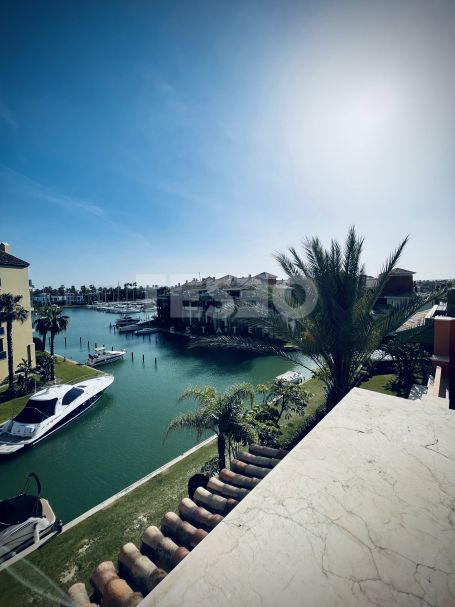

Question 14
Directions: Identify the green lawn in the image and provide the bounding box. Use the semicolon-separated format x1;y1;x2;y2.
359;373;402;396
359;372;426;399
0;440;216;607
278;376;327;447
0;358;100;423
53;356;100;384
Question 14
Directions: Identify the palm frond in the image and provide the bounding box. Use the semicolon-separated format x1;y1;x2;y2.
163;410;213;443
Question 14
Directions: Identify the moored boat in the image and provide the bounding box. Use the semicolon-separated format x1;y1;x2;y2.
0;473;62;568
117;324;141;333
134;328;158;335
115;315;139;327
0;375;114;456
87;346;126;366
275;370;304;384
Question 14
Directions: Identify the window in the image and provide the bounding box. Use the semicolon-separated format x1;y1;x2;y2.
14;398;58;424
62;387;84;406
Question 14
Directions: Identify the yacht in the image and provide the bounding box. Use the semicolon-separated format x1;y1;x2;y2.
87;346;126;367
0;473;61;568
118;324;141;333
275;370;304;384
0;375;114;456
115;315;140;327
135;327;158;335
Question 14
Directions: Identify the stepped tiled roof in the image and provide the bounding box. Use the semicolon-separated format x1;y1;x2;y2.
65;443;289;607
389;267;415;275
0;250;29;268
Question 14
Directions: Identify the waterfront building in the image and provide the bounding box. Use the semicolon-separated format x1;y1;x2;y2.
33;291;86;306
156;272;282;335
0;242;35;382
372;267;417;308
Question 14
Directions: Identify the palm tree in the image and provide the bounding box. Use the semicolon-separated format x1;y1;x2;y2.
164;383;258;471
15;358;35;393
0;293;29;392
33;306;69;379
265;379;309;425
197;228;443;409
34;305;52;351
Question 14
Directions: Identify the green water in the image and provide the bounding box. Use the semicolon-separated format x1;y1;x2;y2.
0;308;310;523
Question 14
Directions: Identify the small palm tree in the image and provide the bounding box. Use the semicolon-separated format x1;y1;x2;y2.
33;306;69;379
34;305;52;351
0;293;29;392
164;383;258;471
265;379;309;425
36;352;54;384
15;358;35;393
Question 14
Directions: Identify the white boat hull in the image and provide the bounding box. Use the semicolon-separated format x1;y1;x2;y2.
0;375;114;456
87;356;124;367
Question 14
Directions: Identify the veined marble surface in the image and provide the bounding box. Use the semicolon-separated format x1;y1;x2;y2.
140;388;455;607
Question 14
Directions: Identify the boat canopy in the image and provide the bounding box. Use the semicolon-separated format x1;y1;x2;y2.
13;398;58;424
0;494;42;530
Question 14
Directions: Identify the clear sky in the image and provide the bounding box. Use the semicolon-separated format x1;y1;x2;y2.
1;0;454;287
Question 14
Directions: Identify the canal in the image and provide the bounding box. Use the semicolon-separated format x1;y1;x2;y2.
0;308;310;522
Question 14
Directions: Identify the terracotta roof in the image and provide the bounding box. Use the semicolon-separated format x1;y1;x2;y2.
0;250;29;268
67;443;289;606
254;272;277;279
389;267;415;275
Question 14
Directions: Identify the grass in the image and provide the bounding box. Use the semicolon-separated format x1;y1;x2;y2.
359;372;426;399
0;440;217;607
0;358;100;424
278;376;327;447
359;373;402;396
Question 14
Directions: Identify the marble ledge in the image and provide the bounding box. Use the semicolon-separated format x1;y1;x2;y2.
139;387;455;607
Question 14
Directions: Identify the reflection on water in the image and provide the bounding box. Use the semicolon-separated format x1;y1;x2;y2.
0;308;312;522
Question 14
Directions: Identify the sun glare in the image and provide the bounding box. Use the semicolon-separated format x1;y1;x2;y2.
349;82;400;137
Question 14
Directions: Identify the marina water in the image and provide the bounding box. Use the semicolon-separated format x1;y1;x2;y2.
0;308;308;522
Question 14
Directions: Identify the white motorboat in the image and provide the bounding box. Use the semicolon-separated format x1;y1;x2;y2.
87;346;126;367
0;375;114;456
275;370;304;384
0;473;62;568
115;315;139;326
118;324;141;333
135;328;158;335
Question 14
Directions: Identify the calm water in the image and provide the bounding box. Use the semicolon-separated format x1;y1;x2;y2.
0;308;310;522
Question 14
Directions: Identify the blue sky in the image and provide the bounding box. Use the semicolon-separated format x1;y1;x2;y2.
1;0;454;287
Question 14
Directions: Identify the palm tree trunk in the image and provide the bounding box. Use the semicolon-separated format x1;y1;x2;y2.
42;330;48;352
217;433;226;471
50;332;55;380
6;320;14;392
